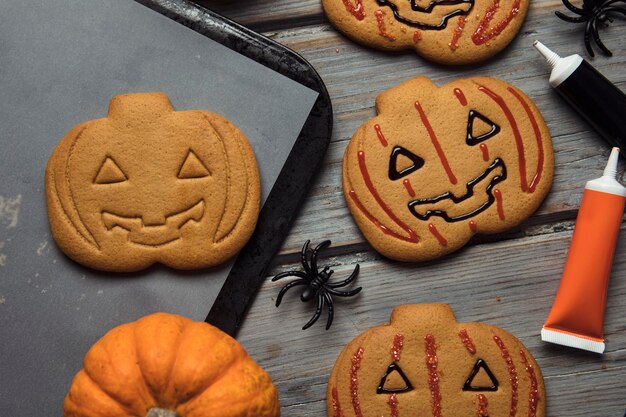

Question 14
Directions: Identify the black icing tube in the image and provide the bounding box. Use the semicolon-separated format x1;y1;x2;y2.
534;41;626;151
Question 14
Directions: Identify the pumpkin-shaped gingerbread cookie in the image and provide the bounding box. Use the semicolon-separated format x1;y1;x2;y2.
46;93;260;272
343;77;554;261
322;0;530;64
64;313;280;417
327;304;545;417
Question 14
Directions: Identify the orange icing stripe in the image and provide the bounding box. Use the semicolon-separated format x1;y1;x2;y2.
415;100;458;185
493;335;518;417
429;223;448;247
375;9;397;40
350;347;365;417
472;0;522;45
520;350;539;417
479;85;534;193
374;124;389;147
507;86;544;192
342;0;365;20
331;387;345;417
349;151;419;243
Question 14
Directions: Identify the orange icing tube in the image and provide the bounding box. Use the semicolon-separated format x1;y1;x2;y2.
542;147;626;353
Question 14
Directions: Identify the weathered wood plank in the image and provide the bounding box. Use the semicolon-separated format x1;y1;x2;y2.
238;225;626;417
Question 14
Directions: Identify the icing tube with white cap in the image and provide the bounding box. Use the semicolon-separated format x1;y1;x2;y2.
542;147;626;353
533;41;626;151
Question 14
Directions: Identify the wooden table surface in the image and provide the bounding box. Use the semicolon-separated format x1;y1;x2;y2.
199;1;625;415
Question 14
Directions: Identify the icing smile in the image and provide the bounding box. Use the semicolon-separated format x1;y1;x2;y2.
408;158;507;222
101;200;205;247
376;0;474;30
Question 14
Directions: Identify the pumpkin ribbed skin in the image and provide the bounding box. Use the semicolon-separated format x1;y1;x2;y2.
64;313;280;417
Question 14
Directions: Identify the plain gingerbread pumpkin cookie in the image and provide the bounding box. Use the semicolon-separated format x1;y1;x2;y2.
46;93;260;272
322;0;530;64
342;76;554;262
327;304;546;417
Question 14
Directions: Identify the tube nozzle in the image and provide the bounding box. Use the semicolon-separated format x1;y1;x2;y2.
603;147;620;178
533;40;561;69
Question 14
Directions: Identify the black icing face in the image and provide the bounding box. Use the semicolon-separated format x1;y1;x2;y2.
375;0;475;30
387;108;507;223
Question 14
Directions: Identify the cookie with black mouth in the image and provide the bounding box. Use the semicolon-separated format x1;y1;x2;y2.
46;93;260;272
322;0;530;64
342;76;553;261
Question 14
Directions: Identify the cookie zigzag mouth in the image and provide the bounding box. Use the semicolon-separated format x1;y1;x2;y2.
408;158;507;222
101;199;205;247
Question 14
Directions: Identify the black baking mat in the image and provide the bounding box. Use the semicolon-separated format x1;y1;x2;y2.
137;0;333;336
0;0;330;413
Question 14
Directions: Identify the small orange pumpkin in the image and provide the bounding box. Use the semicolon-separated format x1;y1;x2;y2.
64;313;280;417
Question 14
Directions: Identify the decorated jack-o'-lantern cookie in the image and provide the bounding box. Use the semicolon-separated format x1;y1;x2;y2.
327;304;545;417
46;93;260;272
343;77;553;262
64;312;280;417
322;0;529;64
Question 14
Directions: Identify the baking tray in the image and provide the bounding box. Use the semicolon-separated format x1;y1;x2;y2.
0;0;331;412
137;0;333;336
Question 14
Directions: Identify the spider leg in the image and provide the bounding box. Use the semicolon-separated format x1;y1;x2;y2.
302;293;324;330
590;16;613;56
301;240;313;276
272;270;310;282
327;264;361;288
584;18;595;56
275;280;308;307
311;240;332;275
321;291;334;330
562;0;586;14
326;287;363;297
555;10;589;22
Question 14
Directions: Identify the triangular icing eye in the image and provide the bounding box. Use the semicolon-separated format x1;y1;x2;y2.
94;157;128;184
388;146;425;180
463;359;499;391
178;150;210;179
377;363;414;394
466;110;501;146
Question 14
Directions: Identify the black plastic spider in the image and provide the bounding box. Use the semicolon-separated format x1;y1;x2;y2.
272;240;361;330
556;0;626;57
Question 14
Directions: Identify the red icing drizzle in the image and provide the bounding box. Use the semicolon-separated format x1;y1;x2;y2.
349;152;419;243
374;124;389;147
493;335;518;417
388;334;404;416
403;179;416;197
388;393;399;417
507;86;544;192
479;143;490;161
477;394;489;417
391;333;405;361
414;100;457;185
472;0;522;45
350;347;365;417
413;31;422;42
429;223;447;247
331;387;344;417
458;329;477;354
449;16;467;50
425;334;442;417
454;88;468;106
520;350;539;417
342;0;365;20
375;9;397;40
479;85;541;193
469;220;478;232
494;189;505;220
